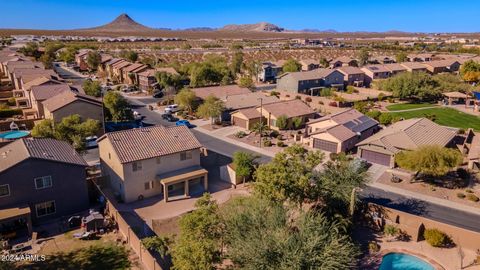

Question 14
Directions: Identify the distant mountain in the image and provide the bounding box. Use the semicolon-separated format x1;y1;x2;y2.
299;29;338;33
220;22;284;32
81;13;152;32
182;27;217;32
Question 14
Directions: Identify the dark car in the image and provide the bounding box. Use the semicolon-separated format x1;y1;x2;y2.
153;91;164;98
162;113;177;122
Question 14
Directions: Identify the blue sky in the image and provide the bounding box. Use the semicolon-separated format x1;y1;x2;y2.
1;0;479;32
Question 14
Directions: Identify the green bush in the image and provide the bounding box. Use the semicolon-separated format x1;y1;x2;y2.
234;131;246;138
467;193;479;202
263;139;272;147
0;108;22;118
465;188;474;193
346;86;355;94
384;224;400;236
368;241;380;253
457;193;466;199
424;228;449;247
276;141;285;147
7;97;16;106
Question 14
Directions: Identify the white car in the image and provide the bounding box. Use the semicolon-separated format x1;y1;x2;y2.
164;104;180;114
85;136;98;149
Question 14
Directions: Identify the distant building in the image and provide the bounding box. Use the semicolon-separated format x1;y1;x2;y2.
257;61;284;82
329;56;358;68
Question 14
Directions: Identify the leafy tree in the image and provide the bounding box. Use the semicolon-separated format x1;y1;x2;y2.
395;52;408;63
141;236;172;257
395;145;463;177
378;113;395;125
319;57;330;68
433;73;473;93
221;196;360;270
250;121;269;137
86;51;102;71
275;114;289;130
119;50;138;62
58;46;77;63
353;101;369;114
291;116;303;130
424;228;450;247
31;115;100;151
20;42;40;58
103;91;133;122
232;151;259;184
320;88;334;97
174;88;197;114
239;76;254;89
231;51;244;75
377;72;440;101
254;144;324;205
183;55;234;87
282;59;302;73
196;95;225;124
82;79;102;97
155;71;183;91
171;193;224;270
357;48;370;66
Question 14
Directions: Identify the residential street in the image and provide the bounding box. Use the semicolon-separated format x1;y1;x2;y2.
124;94;480;233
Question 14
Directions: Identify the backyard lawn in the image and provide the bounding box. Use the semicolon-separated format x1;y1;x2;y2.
386;102;438;111
389;107;480;131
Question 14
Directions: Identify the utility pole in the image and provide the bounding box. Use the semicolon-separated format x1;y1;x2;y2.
258;97;263;148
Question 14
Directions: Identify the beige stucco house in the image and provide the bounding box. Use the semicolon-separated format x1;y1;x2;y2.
42;90;103;124
98;125;208;203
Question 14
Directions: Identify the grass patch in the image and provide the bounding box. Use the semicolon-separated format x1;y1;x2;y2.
386;102;437;111
389;107;480;131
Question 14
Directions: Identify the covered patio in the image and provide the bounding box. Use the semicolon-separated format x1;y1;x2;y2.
443;91;470;106
0;205;32;239
156;166;208;203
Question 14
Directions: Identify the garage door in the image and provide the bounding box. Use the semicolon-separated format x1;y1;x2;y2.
361;149;391;166
313;138;338;152
232;117;247;129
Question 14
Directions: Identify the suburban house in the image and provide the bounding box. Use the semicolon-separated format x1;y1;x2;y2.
368;56;395;65
361;65;391;84
7;61;45;82
75;49;93;71
138;67;179;92
111;60;132;83
42;90;103;124
12;68;57;90
0;138;89;235
356;118;457;167
257;61;285;82
422;60;461;74
300;59;320;71
329;57;358;68
400;62;429;73
407;53;434;62
303;109;379;153
97;54;113;73
105;58;125;79
223;92;278;121
276;69;345;95
122;63;148;85
337;66;366;87
231;99;316;130
384;63;408;75
14;77;63;109
30;84;72;118
98;125;207;203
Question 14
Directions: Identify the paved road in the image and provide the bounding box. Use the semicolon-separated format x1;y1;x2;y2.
361;186;480;233
125;94;480;232
53;62;87;84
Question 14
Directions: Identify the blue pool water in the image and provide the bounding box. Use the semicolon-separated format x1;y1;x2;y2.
379;253;435;270
0;130;30;140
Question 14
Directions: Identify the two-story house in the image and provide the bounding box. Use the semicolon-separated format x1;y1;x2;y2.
276;69;345;95
0;138;89;237
98;125;207;203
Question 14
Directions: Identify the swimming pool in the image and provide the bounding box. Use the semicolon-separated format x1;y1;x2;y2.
0;130;30;140
380;253;435;270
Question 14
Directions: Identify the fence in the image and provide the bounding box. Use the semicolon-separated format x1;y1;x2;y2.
94;179;164;270
0;118;38;131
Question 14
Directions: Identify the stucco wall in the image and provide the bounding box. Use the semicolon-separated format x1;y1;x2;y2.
46;100;102;123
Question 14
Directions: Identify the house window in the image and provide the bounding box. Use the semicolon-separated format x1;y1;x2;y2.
156;157;161;164
0;184;10;197
144;181;155;190
35;201;56;217
180;151;192;161
108;153;111;160
271;119;276;127
132;161;142;171
34;176;52;189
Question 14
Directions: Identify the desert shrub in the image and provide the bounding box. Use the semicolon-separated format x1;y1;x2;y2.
379;113;394;125
263;139;272;147
366;110;381;120
277;141;285;147
329;152;338;161
424;228;450;247
328;101;338;107
318;100;324;105
234;131;246;138
457;193;466;199
377;93;385;101
276;115;289;130
305;97;312;102
276;134;283;140
368;241;380;253
295;95;301;100
346;86;355;94
465;188;474;193
285;94;290;98
467;194;479;202
384;224;400;237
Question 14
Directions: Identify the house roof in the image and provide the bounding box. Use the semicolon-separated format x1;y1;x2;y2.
422;59;459;68
443;91;469;98
384;63;408;72
42;90;102;113
105;58;124;66
300;59;318;66
123;63;147;73
400;62;428;70
139;67;179;77
100;54;113;64
31;84;72;101
112;61;132;69
192;85;251;100
23;77;61;91
14;68;55;80
98;125;202;163
7;61;44;73
262;99;315;118
356;118;456;154
279;68;341;81
361;65;391;73
224;92;279;110
232;107;262;119
337;66;365;75
0;138;87;173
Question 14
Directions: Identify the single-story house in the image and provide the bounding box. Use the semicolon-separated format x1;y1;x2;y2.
356;118;457;167
303;108;379;153
400;62;429;73
361;65;391;84
223;92;278;121
384;63;408;75
329;57;358;68
422;60;461;74
407;53;434;62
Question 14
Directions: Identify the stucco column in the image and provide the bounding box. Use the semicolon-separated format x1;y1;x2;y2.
184;180;189;197
203;174;208;191
163;183;168;202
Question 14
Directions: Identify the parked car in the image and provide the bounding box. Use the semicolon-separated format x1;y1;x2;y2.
176;120;193;128
164;104;180;114
153;91;164;98
133;111;144;120
162;113;177;122
85;136;98;149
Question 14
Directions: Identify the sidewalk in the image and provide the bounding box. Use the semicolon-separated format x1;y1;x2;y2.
368;182;480;215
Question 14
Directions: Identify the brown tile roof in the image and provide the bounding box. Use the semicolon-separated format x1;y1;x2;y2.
7;61;44;73
361;64;391;73
0;138;87;173
337;66;365;75
100;54;113;64
98;125;202;163
112;61;132;69
14;68;55;80
105;58;124;66
192;85;251;100
123;63;147;73
356;118;456;154
280;68;342;81
224;92;278;110
384;63;407;72
422;59;459;68
23;77;61;91
262;99;315;118
233;107;262;119
42;90;102;113
31;84;72;101
400;62;428;70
